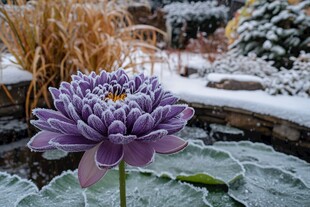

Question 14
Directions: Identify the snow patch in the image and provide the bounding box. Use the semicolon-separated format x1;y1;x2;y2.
0;54;32;84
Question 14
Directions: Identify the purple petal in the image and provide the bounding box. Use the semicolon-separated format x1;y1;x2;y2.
101;110;115;128
126;108;142;130
96;71;108;85
131;114;155;135
118;73;129;85
165;105;187;120
33;108;73;123
156;119;185;134
108;120;127;135
73;95;83;112
77;120;104;142
49;135;97;152
49;87;61;100
180;107;195;120
54;100;69;117
137;129;168;142
151;135;188;154
48;119;80;135
96;141;124;168
82;104;93;121
159;93;179;106
31;120;60;133
78;145;108;188
78;81;91;93
88;114;106;134
67;103;81;122
113;108;126;123
134;75;143;90
93;103;104;118
123;141;154;167
109;134;136;144
27;131;59;151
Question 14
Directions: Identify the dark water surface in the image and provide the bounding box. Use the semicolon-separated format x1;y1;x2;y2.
0;138;83;188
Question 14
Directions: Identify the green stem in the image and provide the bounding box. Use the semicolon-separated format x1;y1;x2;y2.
119;160;126;207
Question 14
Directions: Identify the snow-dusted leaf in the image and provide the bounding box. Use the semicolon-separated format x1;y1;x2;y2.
136;142;244;185
86;170;210;207
214;141;310;187
229;163;310;207
17;170;210;207
42;150;68;160
0;171;37;206
207;189;244;207
16;171;86;207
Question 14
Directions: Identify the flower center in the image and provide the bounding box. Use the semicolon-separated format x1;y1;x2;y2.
106;92;127;102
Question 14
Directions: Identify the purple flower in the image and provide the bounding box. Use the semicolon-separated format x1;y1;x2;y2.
28;69;194;187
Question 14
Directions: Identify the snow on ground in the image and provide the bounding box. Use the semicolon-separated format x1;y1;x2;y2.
206;73;263;83
160;72;310;128
0;54;32;84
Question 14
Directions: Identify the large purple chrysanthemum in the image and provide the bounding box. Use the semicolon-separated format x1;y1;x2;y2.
28;69;194;187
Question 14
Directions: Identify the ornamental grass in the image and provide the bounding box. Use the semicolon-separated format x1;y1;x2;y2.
0;0;166;118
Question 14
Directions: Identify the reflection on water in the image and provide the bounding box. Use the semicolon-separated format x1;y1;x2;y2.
0;138;82;188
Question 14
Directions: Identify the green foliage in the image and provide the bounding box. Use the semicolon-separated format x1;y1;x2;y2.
230;0;310;68
16;170;209;207
2;141;310;207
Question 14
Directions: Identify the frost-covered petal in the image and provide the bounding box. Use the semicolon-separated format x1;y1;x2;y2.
123;141;155;167
82;104;93;121
78;145;108;188
164;105;187;120
49;87;61;100
108;120;127;135
88;114;106;134
151;135;188;154
109;134;136;144
30;120;60;133
131;114;155;135
101;110;115;128
180;107;195;120
77;120;104;142
96;141;124;168
54;100;69;117
27;131;59;151
113;108;126;123
48;119;80;135
33;108;73;123
67;103;81;122
126;108;142;130
137;129;168;142
49;135;97;152
156;119;185;134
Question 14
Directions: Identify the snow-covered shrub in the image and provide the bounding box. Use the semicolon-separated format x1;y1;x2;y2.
204;53;278;78
230;0;310;68
265;53;310;97
164;1;228;48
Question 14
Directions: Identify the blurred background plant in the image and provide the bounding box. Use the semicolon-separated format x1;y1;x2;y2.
0;0;166;118
227;0;310;69
163;1;228;49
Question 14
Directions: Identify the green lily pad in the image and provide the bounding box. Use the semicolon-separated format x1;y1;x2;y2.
229;163;310;207
16;171;86;207
17;170;210;207
214;141;310;187
207;188;245;207
0;171;38;206
136;142;244;185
